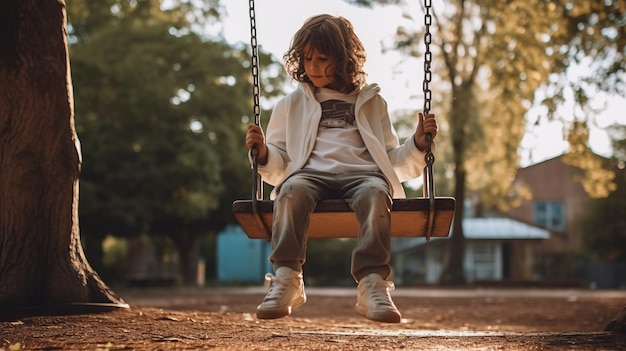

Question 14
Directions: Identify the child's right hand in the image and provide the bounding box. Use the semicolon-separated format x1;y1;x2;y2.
414;113;438;151
246;124;268;165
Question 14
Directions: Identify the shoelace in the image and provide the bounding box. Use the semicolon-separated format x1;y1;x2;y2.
366;280;395;306
263;273;288;301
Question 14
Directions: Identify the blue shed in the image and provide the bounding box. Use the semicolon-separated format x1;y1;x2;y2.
216;225;272;283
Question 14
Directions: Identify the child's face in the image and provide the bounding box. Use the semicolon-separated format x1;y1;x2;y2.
303;44;336;89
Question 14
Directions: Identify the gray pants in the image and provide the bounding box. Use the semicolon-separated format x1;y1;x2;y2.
270;170;392;281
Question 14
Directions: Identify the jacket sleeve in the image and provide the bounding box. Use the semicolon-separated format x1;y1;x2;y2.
388;133;431;182
382;103;436;183
255;98;291;186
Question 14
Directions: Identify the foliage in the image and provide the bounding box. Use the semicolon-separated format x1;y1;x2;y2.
608;124;626;163
363;0;625;284
69;0;286;283
537;0;624;201
542;0;626;119
66;0;222;44
383;0;624;201
580;163;626;262
563;121;617;198
580;123;626;262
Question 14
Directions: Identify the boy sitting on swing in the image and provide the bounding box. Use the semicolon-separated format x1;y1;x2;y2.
245;14;438;323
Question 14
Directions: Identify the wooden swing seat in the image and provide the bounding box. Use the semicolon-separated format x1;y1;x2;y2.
233;197;455;240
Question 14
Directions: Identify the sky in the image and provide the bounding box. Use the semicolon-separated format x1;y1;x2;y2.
218;0;623;167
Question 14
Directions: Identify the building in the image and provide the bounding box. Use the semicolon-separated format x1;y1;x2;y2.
392;154;617;286
392;216;550;285
505;154;625;287
504;155;591;280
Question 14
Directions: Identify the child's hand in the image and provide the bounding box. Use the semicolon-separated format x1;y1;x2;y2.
414;113;438;151
246;124;268;165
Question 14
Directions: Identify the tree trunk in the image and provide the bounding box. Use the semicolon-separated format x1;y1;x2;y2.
439;83;472;285
440;164;467;285
0;0;125;311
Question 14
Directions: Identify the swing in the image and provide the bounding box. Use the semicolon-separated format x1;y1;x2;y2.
232;0;455;241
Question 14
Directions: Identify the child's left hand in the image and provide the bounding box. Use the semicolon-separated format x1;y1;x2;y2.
414;112;437;151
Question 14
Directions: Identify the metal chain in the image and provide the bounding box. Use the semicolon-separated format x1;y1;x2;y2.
249;0;261;127
247;0;271;239
423;0;432;117
249;0;263;202
422;0;435;241
422;0;434;165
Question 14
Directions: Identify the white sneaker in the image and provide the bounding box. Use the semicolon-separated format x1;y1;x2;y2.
355;273;401;323
256;267;306;319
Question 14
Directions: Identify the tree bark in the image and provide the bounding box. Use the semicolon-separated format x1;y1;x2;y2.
440;163;467;285
439;83;472;285
0;0;125;310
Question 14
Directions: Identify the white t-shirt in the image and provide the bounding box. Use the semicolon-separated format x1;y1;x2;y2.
303;87;380;173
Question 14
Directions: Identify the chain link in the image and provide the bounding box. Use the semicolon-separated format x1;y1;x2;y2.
249;0;261;126
423;0;432;117
249;0;263;202
422;0;434;160
422;0;435;240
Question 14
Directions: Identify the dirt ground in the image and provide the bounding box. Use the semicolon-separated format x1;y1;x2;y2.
2;286;626;350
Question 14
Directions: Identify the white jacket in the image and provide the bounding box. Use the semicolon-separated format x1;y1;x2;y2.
256;82;429;199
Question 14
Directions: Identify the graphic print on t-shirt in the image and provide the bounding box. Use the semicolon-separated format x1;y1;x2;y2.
319;99;355;128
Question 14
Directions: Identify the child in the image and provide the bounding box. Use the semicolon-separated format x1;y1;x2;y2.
245;14;438;323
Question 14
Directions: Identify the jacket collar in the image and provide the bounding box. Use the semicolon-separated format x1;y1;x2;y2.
299;82;380;102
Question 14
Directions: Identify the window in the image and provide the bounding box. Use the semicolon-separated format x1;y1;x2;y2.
473;243;496;280
533;201;565;231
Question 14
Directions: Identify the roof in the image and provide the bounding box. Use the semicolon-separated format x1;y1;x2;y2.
391;217;550;252
464;217;550;240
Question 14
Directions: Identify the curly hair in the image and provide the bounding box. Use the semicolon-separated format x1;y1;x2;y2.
283;14;367;94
